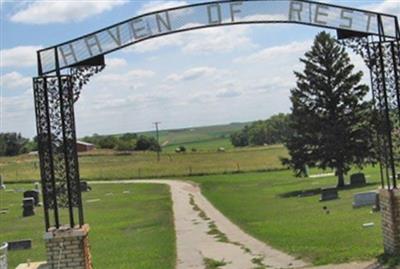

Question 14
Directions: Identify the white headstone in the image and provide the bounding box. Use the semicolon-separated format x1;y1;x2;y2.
0;175;5;190
34;183;40;192
353;191;378;208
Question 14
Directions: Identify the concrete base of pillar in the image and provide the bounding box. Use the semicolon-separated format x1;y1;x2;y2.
380;189;400;255
44;225;92;269
16;262;48;269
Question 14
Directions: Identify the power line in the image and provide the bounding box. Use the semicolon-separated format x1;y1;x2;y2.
153;122;161;162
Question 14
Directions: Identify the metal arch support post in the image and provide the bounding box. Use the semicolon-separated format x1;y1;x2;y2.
33;57;103;230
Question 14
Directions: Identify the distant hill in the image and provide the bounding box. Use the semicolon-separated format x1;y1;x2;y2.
139;122;249;151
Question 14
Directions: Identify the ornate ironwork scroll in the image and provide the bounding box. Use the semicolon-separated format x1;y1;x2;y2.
71;66;105;102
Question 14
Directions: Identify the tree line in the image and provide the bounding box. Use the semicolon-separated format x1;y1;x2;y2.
81;133;160;152
0;133;37;156
230;113;290;147
0;132;161;157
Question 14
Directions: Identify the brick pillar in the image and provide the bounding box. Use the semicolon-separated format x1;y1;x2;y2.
380;189;400;255
44;225;92;269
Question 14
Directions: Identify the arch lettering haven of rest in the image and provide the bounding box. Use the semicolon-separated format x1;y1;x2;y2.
37;0;399;75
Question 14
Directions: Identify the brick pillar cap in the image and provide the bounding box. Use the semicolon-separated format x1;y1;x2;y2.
44;224;90;240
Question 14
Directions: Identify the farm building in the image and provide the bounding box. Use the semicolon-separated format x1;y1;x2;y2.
76;141;96;152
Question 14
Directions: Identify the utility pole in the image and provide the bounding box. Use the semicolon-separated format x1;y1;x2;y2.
153;122;161;162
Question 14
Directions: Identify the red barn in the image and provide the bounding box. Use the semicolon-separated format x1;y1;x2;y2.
76;141;95;152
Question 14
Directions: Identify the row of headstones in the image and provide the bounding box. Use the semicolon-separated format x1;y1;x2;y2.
22;182;91;218
0;182;92;258
319;173;367;201
318;173;380;210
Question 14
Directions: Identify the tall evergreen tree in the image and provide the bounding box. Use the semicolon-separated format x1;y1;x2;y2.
285;32;374;187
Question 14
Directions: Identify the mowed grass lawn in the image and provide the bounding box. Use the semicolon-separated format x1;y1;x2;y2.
0;184;176;269
190;165;385;265
0;145;287;182
0;144;388;266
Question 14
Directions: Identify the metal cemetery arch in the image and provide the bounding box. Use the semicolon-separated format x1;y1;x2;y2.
33;0;400;231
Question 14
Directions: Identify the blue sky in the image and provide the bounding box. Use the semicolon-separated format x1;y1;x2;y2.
1;0;399;138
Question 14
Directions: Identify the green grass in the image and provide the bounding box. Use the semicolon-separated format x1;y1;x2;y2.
162;137;234;152
190;165;385;265
0;145;287;182
0;184;176;269
0;142;389;266
203;257;228;269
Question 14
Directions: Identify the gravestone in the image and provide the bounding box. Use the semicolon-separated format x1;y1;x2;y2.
373;194;380;212
23;190;40;206
80;181;91;192
0;208;8;215
86;199;100;203
0;175;5;190
34;182;40;193
350;173;366;186
320;188;339;201
22;198;35;217
353;191;378;208
7;240;32;251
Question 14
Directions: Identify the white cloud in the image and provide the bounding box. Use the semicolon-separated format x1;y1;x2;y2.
132;25;255;54
167;67;218;82
363;0;400;16
137;0;188;15
242;14;287;22
1;90;35;137
105;58;128;70
1;72;31;91
234;40;311;64
1;46;42;68
92;68;155;89
216;89;241;98
10;0;127;24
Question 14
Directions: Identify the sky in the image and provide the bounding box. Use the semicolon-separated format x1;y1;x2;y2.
1;0;399;138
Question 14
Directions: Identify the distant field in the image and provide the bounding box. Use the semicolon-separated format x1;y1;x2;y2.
0;184;175;269
139;122;248;152
190;165;384;265
162;137;233;152
0;145;288;182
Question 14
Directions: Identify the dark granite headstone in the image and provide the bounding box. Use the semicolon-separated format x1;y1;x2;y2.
320;188;339;201
7;240;32;251
80;181;91;192
353;191;378;208
23;190;40;206
22;198;35;217
350;173;366;186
